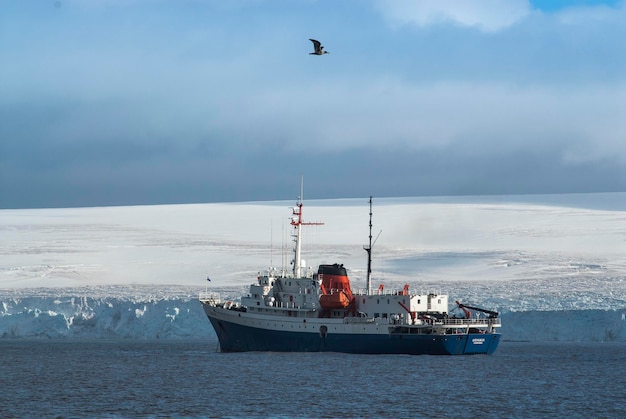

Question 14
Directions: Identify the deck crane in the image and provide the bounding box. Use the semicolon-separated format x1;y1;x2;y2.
455;301;499;319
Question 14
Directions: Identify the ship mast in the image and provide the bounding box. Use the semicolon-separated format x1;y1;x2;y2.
363;196;381;295
364;196;373;295
290;178;323;277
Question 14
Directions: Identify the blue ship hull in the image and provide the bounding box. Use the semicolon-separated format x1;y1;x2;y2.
209;316;501;355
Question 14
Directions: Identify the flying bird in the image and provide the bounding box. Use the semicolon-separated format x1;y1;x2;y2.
309;39;329;55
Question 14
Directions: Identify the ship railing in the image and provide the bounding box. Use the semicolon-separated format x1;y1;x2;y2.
352;288;443;297
199;292;220;305
271;301;315;311
442;318;501;327
260;267;290;279
343;316;376;324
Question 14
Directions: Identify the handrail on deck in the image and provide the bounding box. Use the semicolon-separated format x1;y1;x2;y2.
352;289;442;297
443;318;501;326
199;292;220;303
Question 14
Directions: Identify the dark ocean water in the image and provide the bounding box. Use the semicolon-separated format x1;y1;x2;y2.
0;339;624;419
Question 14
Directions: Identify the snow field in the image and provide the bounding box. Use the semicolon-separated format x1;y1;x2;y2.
1;193;625;341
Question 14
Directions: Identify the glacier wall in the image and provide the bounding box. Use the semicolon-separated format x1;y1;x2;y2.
1;295;625;342
0;296;213;339
502;309;626;342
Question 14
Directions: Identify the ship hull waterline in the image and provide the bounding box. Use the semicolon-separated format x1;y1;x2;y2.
204;306;501;356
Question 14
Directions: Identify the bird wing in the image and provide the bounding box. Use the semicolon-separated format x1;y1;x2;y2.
309;39;322;51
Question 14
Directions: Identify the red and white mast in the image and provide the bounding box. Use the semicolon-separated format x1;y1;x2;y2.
290;178;323;277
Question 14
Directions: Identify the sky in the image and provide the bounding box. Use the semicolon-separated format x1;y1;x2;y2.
1;0;626;209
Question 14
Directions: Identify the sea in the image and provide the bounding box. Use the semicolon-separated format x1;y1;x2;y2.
1;339;624;419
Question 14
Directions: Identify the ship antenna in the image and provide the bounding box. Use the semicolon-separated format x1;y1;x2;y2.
364;196;381;295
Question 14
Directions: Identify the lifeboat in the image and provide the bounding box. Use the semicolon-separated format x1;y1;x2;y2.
319;290;352;309
318;264;353;310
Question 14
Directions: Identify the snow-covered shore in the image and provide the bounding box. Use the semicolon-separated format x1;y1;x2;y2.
0;287;624;341
2;193;625;341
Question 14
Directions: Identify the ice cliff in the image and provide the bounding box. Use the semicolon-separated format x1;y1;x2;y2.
1;287;624;342
0;295;212;339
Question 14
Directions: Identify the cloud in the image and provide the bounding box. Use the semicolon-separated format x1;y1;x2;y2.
200;77;626;167
375;0;532;32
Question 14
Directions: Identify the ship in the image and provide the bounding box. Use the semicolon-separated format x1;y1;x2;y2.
200;191;501;355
